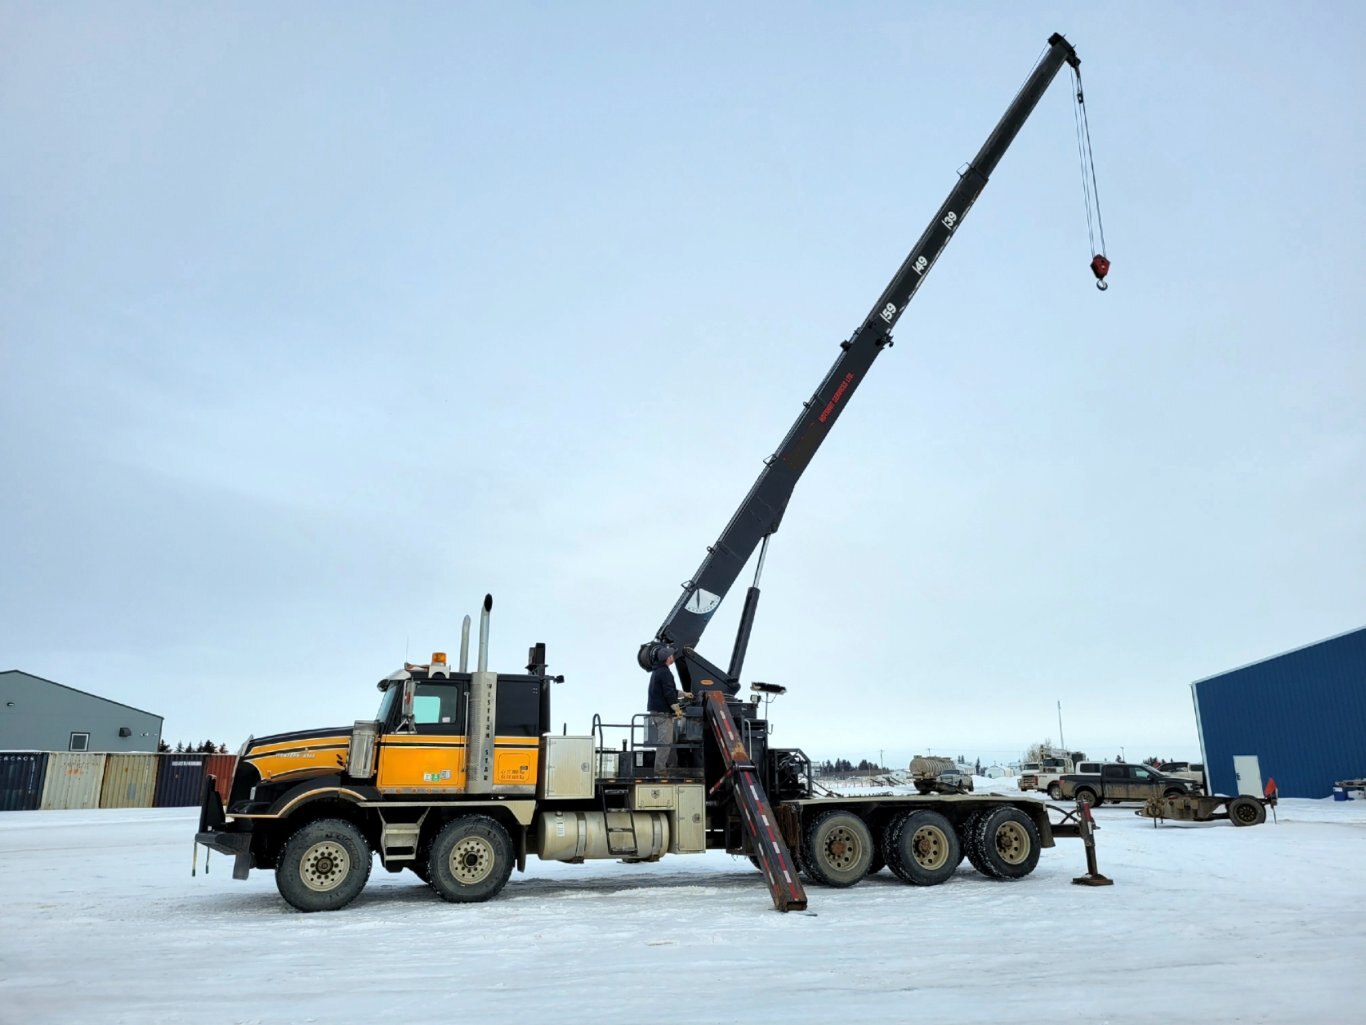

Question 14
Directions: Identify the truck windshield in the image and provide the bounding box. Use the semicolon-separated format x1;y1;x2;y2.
376;683;399;724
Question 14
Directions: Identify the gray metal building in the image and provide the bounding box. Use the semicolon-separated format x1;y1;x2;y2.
1191;626;1366;800
0;670;163;753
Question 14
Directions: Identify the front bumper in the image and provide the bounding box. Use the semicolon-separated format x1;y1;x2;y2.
195;774;255;879
195;829;251;858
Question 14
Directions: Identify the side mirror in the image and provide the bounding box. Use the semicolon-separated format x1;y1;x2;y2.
399;680;417;733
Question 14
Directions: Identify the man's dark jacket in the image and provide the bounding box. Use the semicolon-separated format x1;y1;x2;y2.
647;665;677;713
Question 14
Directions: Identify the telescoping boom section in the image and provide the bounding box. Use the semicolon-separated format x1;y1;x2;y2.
654;32;1083;663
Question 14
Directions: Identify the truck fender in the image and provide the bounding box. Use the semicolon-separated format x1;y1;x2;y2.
262;775;378;819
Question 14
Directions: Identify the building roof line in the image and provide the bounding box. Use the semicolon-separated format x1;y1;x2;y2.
1190;624;1366;687
0;669;164;720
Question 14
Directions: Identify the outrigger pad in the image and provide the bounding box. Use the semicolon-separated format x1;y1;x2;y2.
1072;873;1114;887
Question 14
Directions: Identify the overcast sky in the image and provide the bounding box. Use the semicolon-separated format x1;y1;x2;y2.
2;3;1362;768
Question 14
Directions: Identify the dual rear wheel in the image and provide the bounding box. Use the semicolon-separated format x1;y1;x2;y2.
799;806;1042;889
963;807;1041;879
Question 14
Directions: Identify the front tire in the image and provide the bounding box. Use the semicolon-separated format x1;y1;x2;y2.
428;815;514;903
802;810;874;887
885;810;960;886
275;818;372;913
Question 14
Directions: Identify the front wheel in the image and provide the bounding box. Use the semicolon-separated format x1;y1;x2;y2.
428;815;515;903
275;818;372;912
803;811;874;887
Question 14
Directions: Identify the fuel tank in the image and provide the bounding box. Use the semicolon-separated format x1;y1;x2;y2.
536;810;671;862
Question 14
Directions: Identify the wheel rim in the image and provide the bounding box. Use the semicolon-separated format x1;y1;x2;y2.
910;825;949;870
1233;802;1257;824
1078;791;1095;806
822;825;863;872
994;821;1031;865
299;840;351;893
449;835;495;884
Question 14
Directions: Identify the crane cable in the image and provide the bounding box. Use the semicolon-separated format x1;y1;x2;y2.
1070;64;1111;291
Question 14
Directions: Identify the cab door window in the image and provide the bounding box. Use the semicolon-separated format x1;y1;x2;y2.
413;682;467;735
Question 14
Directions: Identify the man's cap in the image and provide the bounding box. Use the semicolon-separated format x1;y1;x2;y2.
637;642;676;670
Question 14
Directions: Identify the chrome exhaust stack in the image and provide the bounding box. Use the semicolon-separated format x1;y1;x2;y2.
459;614;471;673
467;593;497;795
478;593;492;673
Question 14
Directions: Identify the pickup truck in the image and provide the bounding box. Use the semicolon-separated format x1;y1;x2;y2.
1018;755;1074;798
1057;763;1202;806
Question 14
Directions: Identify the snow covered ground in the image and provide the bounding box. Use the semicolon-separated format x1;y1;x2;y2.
3;787;1365;1025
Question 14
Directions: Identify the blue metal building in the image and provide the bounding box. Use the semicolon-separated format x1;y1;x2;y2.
1191;626;1366;799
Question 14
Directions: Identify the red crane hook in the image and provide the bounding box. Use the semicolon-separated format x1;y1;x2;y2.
1090;254;1111;292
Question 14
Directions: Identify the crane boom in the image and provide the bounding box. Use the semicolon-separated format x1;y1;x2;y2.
651;33;1081;664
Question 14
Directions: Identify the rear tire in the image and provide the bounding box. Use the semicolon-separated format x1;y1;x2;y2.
802;810;874;887
971;807;1041;880
1047;783;1063;800
885;810;960;886
428;815;514;903
1075;788;1100;807
961;811;989;875
275;818;372;912
1228;796;1266;827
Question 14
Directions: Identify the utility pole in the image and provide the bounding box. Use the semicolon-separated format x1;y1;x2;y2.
1057;700;1066;754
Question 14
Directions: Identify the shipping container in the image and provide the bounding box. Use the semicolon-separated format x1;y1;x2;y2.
154;753;206;807
0;752;49;812
40;753;108;810
100;753;159;809
201;754;238;806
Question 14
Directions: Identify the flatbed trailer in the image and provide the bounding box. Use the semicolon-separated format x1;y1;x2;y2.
1137;792;1274;827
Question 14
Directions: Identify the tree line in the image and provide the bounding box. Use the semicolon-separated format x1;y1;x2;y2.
157;739;229;753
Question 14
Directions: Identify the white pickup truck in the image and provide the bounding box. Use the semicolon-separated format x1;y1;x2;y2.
1019;755;1076;799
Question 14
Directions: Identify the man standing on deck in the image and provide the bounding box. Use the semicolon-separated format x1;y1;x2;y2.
645;645;689;771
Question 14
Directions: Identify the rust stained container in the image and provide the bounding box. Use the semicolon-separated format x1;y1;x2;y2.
201;754;238;806
100;753;159;809
0;753;49;812
154;753;206;807
40;753;108;810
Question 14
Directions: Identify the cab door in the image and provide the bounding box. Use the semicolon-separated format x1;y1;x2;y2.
1100;763;1124;800
1127;765;1158;800
376;680;470;794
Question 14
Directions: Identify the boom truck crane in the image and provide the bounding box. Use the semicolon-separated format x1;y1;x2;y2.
195;32;1107;914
